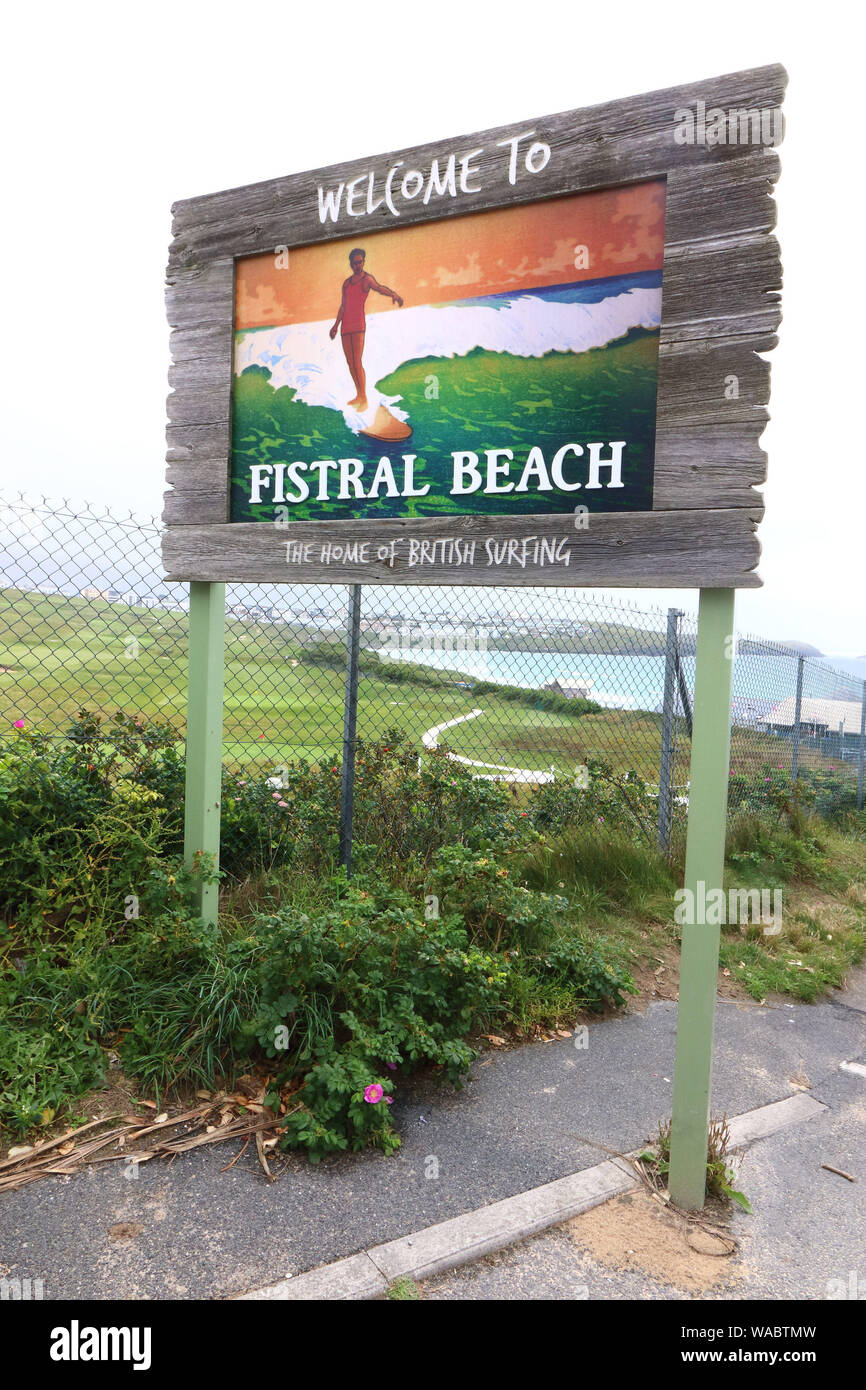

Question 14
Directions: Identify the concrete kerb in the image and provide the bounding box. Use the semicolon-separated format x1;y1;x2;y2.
235;1091;826;1301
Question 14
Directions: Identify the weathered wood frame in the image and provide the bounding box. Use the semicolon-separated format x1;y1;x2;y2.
163;63;785;587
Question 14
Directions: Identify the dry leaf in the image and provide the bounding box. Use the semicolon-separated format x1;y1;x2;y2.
7;1145;34;1160
154;1113;169;1124
195;1090;212;1101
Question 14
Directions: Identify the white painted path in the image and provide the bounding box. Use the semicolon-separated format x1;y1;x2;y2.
421;708;556;785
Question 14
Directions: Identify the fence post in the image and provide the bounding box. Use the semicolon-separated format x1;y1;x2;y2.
668;588;735;1211
858;682;866;812
675;639;693;739
339;584;362;874
658;608;681;852
791;654;805;785
183;582;225;926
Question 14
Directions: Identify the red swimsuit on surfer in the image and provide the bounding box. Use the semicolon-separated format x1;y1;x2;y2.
341;274;371;335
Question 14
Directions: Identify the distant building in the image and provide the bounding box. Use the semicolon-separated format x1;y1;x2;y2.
765;696;864;745
544;675;595;700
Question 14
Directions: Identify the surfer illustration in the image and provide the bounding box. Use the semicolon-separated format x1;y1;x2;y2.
329;248;403;412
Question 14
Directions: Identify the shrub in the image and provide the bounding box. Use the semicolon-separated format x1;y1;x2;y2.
429;843;566;952
527;760;656;840
244;881;509;1160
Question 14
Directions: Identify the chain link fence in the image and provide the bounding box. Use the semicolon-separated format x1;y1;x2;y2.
1;493;864;849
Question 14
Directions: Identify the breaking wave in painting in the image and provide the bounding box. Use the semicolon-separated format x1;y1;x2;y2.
233;273;662;432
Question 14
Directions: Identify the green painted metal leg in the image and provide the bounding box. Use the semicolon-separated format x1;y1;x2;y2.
183;582;225;925
668;588;735;1210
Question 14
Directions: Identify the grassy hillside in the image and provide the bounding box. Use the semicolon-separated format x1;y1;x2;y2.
0;586;843;786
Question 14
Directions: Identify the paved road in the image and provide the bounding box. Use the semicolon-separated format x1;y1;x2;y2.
1;980;864;1300
422;1061;866;1300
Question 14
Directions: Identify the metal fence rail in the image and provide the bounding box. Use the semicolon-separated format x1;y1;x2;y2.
1;492;864;847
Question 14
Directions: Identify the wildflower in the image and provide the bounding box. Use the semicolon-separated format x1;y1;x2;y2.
278;800;288;808
332;766;338;773
385;1096;393;1105
13;719;25;729
364;1084;384;1104
272;791;281;800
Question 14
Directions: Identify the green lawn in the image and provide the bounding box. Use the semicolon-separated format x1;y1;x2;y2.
0;588;605;775
1;587;850;789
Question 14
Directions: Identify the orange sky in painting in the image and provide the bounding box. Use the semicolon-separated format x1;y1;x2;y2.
235;180;666;331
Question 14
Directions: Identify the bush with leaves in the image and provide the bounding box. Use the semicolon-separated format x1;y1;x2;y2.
428;843;635;1010
527;760;656;840
243;880;509;1160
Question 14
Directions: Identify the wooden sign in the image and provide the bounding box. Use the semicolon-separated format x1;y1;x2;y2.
163;64;784;588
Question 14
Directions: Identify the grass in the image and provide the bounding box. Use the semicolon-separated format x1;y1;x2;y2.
717;823;866;1001
4;586;846;792
517;816;866;1009
1;588;602;771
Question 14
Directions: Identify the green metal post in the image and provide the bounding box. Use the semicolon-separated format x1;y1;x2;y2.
184;582;226;925
668;588;735;1210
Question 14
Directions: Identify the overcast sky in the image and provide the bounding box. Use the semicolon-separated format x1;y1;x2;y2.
3;3;862;653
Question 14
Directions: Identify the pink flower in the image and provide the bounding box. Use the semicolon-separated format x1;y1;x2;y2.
385;1096;393;1105
278;800;288;808
364;1083;384;1104
271;791;281;799
13;719;25;729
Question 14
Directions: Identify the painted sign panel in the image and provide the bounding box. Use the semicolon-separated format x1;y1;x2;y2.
231;181;665;526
